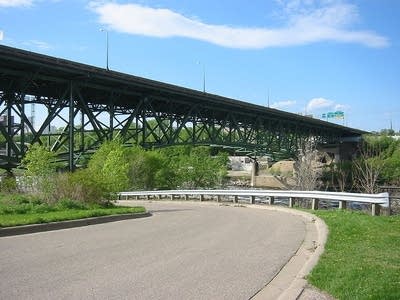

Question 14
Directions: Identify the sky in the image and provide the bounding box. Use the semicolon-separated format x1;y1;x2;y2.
0;0;399;132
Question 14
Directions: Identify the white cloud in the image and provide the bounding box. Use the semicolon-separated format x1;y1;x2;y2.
306;97;350;113
306;97;333;111
334;103;350;111
0;0;33;7
271;100;297;109
88;1;388;49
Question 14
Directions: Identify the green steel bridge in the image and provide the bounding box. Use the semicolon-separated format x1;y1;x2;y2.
0;45;365;171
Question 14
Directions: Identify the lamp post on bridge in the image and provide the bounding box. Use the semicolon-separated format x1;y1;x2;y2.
197;61;206;93
100;28;109;71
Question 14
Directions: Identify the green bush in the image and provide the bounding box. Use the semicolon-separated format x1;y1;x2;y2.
55;198;88;210
31;203;55;214
158;146;228;189
0;175;17;193
52;170;106;204
20;144;58;201
88;139;130;195
11;194;32;204
127;147;166;190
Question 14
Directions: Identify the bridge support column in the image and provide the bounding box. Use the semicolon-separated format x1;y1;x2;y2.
339;200;347;210
289;197;294;208
6;103;12;159
371;203;380;216
109;100;114;140
312;198;319;210
250;160;258;187
68;82;75;172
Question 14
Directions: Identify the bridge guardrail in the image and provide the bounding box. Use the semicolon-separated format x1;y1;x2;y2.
118;189;389;216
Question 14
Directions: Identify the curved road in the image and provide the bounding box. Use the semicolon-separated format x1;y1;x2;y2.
0;201;306;300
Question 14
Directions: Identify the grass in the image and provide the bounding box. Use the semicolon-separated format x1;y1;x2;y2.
0;193;145;227
308;210;400;300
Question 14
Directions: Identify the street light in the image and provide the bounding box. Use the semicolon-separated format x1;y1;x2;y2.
100;28;109;70
197;61;206;93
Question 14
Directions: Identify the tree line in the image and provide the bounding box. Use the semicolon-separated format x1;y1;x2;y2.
296;134;400;193
15;140;228;204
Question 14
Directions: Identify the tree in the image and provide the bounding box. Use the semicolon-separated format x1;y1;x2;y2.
381;148;400;185
322;160;353;192
21;143;58;198
178;147;228;188
333;161;353;192
102;146;130;193
87;139;130;195
158;146;228;189
22;144;57;177
127;147;165;190
352;141;385;194
294;140;323;190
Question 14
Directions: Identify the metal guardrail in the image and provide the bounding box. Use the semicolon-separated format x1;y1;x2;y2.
118;189;389;216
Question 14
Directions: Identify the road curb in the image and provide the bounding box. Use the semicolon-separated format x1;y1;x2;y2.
0;212;151;237
245;205;328;300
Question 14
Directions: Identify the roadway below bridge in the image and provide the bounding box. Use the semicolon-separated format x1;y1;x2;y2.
0;201;325;300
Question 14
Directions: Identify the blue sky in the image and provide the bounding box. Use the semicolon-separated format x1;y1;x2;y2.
1;0;399;132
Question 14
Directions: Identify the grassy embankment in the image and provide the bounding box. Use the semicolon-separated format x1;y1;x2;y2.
309;210;400;300
0;194;145;227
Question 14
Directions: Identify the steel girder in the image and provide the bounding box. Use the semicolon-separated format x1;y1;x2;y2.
0;45;364;171
1;82;337;171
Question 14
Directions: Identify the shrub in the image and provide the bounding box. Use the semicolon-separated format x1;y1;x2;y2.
20;144;58;200
127;147;166;190
88;139;130;196
51;170;106;204
55;198;88;210
0;175;17;193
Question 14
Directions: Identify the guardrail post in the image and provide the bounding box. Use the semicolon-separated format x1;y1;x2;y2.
371;203;380;216
269;196;275;205
217;195;221;203
250;195;255;204
339;200;347;210
312;198;319;210
185;194;189;201
234;195;238;203
157;195;161;200
289;197;294;208
170;194;174;201
146;195;150;200
200;194;204;202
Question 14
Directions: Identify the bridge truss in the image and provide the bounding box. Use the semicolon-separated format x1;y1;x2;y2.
0;45;365;171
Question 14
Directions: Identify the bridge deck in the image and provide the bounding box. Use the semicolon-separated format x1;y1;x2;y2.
0;45;366;170
0;45;365;137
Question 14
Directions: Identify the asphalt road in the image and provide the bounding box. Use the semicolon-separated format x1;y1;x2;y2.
0;201;306;300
